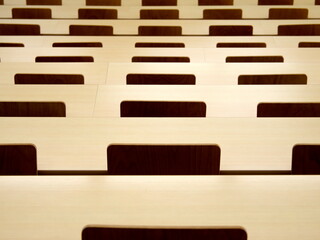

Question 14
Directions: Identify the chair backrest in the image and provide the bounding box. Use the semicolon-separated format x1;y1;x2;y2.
107;144;220;175
0;145;37;175
82;226;247;240
292;145;320;174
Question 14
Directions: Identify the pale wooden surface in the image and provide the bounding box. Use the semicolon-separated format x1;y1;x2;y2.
1;36;320;48
0;117;319;170
1;19;320;35
1;47;320;63
1;85;319;117
2;62;320;85
1;5;320;19
107;63;320;85
94;85;320;117
0;176;319;240
2;0;318;6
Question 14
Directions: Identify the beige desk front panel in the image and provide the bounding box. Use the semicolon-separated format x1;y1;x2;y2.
0;176;319;240
1;36;320;48
1;85;319;117
1;5;320;19
107;63;320;85
1;19;320;35
0;118;319;170
2;0;318;6
1;48;319;63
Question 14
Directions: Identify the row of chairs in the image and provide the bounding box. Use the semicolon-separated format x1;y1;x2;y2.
1;7;320;19
1;21;320;35
1;143;319;175
1;0;320;6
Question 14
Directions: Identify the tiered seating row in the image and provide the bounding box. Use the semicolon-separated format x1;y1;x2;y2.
1;19;320;35
0;5;320;19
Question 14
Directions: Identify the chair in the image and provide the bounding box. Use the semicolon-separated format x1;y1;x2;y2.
257;103;320;117
120;101;206;117
0;102;66;117
107;144;220;175
292;145;320;174
0;145;37;175
82;226;247;240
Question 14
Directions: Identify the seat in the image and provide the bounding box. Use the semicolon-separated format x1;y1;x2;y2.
203;9;242;19
140;10;179;19
69;25;113;36
278;24;320;36
14;74;84;85
269;8;308;19
142;0;177;6
120;101;206;117
209;26;253;36
86;0;121;5
238;74;307;85
0;102;66;117
292;145;320;174
83;227;246;240
27;0;61;5
258;0;293;5
107;145;220;175
0;145;37;175
12;8;52;19
198;0;233;5
78;9;117;19
126;74;195;85
257;103;320;117
0;24;40;35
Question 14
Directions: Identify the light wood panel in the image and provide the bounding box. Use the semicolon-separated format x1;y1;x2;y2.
0;117;319;170
1;0;318;6
1;19;320;35
1;36;320;48
0;176;319;240
1;85;319;117
1;47;320;63
106;63;320;85
1;5;320;19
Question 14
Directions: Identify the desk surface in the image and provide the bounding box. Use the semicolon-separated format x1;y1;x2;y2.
1;47;319;63
0;175;319;240
1;5;320;19
0;117;319;170
1;36;320;48
1;19;320;35
1;85;319;117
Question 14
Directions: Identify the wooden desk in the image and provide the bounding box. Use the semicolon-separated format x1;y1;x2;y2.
0;62;320;85
1;85;319;117
94;85;320;117
0;176;319;240
1;47;320;63
1;36;320;48
1;19;320;35
107;63;320;85
1;5;320;19
1;0;318;6
0;117;319;170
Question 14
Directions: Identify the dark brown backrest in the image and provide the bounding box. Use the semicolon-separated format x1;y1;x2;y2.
107;145;220;175
0;145;37;175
